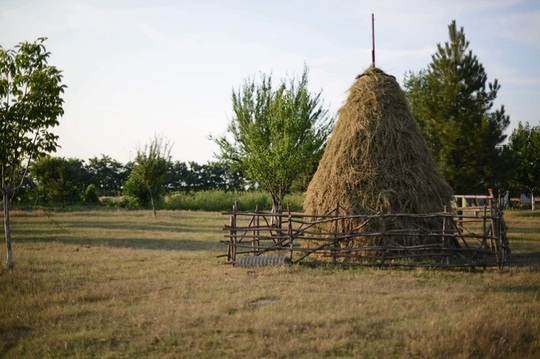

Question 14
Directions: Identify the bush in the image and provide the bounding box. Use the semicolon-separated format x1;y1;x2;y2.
84;184;100;205
118;196;144;210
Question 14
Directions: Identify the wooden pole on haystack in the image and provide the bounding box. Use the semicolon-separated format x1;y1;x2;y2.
371;13;375;66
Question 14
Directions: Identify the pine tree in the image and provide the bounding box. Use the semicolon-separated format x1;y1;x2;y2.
405;20;510;194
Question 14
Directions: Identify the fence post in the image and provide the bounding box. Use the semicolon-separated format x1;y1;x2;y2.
380;213;387;267
228;201;238;263
287;204;293;260
332;203;339;264
442;205;449;265
254;204;260;254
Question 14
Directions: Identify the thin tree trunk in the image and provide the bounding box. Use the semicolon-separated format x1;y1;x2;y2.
3;189;14;269
271;195;282;229
149;190;157;218
532;192;536;211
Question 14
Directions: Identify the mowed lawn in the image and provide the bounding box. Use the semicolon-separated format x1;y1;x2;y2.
1;209;539;358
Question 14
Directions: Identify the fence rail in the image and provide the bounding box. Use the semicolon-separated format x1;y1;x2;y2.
220;193;510;269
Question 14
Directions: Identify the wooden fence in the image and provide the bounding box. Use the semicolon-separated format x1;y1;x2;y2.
219;192;510;269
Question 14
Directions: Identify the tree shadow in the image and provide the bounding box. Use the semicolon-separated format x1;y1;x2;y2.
504;251;540;268
14;235;222;252
75;237;221;251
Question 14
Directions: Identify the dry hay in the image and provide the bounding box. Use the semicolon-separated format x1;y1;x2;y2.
303;66;454;258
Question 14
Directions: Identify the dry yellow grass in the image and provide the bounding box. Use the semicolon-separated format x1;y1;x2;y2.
0;209;539;358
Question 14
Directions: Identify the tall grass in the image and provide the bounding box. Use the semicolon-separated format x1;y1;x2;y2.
0;209;538;358
164;190;305;212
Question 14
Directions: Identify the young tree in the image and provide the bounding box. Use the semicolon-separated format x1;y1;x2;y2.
0;38;65;269
509;122;540;210
125;135;172;217
404;21;510;194
213;65;333;212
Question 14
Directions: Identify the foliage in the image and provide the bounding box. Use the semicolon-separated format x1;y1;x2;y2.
124;135;172;217
86;155;128;196
166;161;248;193
122;174;152;208
30;156;84;207
404;21;510;194
12;155;256;210
214;65;333;211
0;38;65;268
7;175;34;207
84;183;100;205
509;122;540;209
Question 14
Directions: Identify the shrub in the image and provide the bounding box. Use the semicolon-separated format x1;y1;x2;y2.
118;196;143;210
84;184;100;205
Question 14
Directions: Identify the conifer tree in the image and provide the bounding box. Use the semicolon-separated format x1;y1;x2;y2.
405;21;510;194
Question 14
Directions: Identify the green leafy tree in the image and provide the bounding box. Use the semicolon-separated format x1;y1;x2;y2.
214;65;333;212
0;38;65;269
125;135;172;217
509;122;540;210
31;156;85;207
86;155;128;196
404;21;509;194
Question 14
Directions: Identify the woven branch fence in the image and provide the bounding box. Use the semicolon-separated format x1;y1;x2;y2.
219;193;510;269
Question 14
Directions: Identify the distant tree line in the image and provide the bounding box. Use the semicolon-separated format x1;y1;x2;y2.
12;154;251;208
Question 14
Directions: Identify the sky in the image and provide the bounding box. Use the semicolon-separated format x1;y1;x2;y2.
1;0;539;164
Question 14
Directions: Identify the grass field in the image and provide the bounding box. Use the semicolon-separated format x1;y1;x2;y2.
1;209;539;358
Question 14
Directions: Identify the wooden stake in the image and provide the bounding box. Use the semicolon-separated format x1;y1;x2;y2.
371;13;375;67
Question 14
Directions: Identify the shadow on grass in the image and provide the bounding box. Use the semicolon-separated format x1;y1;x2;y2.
15;235;221;252
502;239;540;268
489;282;540;293
0;325;32;358
60;220;208;232
505;251;540;268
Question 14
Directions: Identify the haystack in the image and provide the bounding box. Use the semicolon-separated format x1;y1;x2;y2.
304;66;453;247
